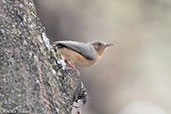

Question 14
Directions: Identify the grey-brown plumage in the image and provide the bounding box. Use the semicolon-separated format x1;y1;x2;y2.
53;41;113;67
53;41;96;60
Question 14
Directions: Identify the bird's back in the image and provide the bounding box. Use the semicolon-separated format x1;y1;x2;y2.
53;41;96;60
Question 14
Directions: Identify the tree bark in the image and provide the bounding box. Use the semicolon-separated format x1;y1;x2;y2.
0;0;87;114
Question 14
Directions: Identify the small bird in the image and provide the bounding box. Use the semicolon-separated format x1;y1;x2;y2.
53;41;113;74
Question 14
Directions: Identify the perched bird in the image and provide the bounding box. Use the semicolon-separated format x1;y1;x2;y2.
53;41;113;74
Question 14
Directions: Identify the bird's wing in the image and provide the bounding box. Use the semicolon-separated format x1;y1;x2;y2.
53;41;96;60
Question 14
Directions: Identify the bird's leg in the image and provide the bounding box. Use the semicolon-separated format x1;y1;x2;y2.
64;59;80;76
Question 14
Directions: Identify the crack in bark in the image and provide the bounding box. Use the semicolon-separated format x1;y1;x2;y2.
36;53;51;114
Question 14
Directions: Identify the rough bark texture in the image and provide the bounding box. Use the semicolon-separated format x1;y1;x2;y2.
0;0;87;114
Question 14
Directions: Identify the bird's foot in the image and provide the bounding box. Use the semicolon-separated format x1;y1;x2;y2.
64;59;80;76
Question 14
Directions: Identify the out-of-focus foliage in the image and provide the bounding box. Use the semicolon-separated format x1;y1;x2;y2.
34;0;171;114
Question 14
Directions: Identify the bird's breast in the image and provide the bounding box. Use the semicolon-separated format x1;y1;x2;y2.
58;48;100;67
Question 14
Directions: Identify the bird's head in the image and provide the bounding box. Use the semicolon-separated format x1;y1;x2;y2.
91;41;113;56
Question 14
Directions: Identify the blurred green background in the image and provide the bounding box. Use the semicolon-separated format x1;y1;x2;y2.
34;0;171;114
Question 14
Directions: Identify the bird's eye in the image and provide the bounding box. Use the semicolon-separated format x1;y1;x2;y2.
98;43;102;46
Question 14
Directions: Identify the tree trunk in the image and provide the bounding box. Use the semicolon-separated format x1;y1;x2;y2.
0;0;87;114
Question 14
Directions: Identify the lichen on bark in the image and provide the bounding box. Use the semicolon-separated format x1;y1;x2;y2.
0;0;87;114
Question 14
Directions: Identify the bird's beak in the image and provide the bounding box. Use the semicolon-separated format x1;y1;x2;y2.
105;43;113;48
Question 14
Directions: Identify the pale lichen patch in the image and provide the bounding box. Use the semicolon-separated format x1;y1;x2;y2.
42;32;51;49
57;59;66;70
